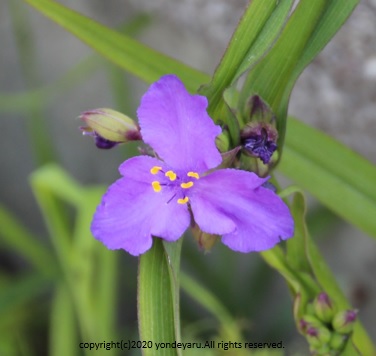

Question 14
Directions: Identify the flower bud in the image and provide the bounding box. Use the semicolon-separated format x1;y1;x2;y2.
305;325;331;348
314;292;335;323
300;315;324;331
191;224;218;252
332;309;358;334
329;332;348;352
79;108;141;149
246;95;275;123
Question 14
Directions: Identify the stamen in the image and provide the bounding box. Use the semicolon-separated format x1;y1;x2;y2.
181;181;194;189
152;181;162;192
150;166;162;174
187;172;200;179
177;197;189;204
165;170;177;181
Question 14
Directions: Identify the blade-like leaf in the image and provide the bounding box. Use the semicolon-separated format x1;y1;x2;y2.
163;239;183;349
180;273;245;347
30;165;117;345
138;239;178;356
286;191;314;274
50;285;79;356
0;204;57;276
239;0;359;149
293;1;359;80
280;117;376;238
0;273;51;318
23;0;208;92
200;0;294;117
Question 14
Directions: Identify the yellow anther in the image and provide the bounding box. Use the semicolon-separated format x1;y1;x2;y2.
165;170;177;181
177;197;189;204
187;172;200;179
152;181;162;192
150;166;162;174
181;181;194;189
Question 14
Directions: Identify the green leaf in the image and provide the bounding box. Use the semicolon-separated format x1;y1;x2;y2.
138;239;179;356
10;0;56;164
0;14;149;115
0;204;57;276
23;0;208;92
50;285;79;356
30;164;117;345
30;165;80;280
286;190;313;274
163;239;183;348
280;117;376;238
292;1;359;81
232;0;294;82
200;0;294;118
239;0;359;149
180;273;244;344
0;273;51;319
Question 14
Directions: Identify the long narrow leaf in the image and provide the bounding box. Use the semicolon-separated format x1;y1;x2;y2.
24;0;208;92
180;272;246;346
50;285;79;356
239;0;359;149
0;205;57;276
200;0;294;117
280;117;376;238
138;239;178;356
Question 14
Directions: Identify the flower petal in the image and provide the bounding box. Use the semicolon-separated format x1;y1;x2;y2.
190;169;294;252
137;74;222;172
118;155;169;183
91;158;191;256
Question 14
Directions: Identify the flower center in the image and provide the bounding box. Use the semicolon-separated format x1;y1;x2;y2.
150;166;200;204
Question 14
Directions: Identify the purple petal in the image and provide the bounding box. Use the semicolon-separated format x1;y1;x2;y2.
91;157;191;256
118;155;169;183
137;75;222;172
190;169;294;252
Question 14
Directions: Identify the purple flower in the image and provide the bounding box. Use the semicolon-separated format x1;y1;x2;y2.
91;75;294;256
241;124;278;164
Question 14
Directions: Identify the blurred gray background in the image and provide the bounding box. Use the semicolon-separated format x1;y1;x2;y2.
1;0;375;347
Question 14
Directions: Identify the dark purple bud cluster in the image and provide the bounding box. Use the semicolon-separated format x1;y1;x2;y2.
241;123;278;164
243;127;277;164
